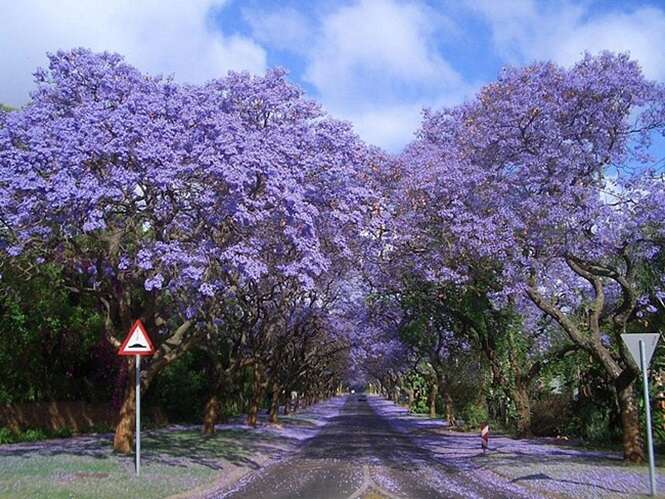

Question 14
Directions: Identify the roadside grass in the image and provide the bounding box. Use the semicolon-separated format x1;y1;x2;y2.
0;424;304;499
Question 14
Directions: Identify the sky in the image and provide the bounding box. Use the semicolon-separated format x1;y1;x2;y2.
3;0;665;152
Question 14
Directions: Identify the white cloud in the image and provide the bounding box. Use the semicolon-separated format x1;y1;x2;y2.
305;0;461;102
0;0;267;106
471;0;665;81
247;0;470;151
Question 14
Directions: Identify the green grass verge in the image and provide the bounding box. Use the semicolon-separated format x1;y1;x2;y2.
0;428;284;499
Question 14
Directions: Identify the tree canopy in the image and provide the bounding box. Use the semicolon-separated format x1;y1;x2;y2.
1;49;665;462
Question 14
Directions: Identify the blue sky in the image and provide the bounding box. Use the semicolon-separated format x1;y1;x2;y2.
3;0;665;152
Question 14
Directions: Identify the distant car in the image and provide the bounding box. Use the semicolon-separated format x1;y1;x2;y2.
357;395;367;401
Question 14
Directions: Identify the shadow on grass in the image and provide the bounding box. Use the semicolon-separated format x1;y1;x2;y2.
142;429;304;470
0;426;308;473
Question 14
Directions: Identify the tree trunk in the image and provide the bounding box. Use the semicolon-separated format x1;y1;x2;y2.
437;374;455;426
512;383;531;437
268;383;280;424
113;359;136;454
246;365;263;427
616;380;645;463
202;394;221;435
406;387;414;412
429;382;438;418
247;396;259;426
444;391;454;426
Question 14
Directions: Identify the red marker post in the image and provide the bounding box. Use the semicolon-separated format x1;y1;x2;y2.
480;422;489;453
118;320;155;476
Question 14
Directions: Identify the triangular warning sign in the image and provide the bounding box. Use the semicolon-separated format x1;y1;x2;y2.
621;333;660;371
118;320;155;356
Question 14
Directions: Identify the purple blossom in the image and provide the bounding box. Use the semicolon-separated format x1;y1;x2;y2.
198;282;215;297
136;250;153;271
6;245;22;257
144;273;164;291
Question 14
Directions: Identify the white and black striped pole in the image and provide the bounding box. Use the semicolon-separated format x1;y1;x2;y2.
481;423;489;453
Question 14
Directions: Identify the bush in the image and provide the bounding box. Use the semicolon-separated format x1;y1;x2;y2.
0;427;15;444
0;426;79;444
462;403;488;429
564;402;621;444
148;350;210;423
90;422;114;434
531;396;570;436
52;427;73;439
21;428;47;442
411;398;429;415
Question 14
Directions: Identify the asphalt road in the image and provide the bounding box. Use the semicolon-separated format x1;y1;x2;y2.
212;396;527;499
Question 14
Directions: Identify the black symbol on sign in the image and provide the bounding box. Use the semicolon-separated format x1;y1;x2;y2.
129;343;146;349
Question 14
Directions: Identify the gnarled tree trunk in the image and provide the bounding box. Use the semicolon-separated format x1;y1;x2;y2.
527;273;645;463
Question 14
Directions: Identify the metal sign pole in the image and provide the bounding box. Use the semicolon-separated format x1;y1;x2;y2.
136;354;141;477
640;340;656;496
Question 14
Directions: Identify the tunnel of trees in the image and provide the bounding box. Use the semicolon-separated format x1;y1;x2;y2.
1;49;665;463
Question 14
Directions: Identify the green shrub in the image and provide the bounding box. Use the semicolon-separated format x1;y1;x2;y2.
564;402;621;444
411;398;429;415
0;427;16;444
149;350;210;423
22;428;47;442
52;427;73;438
0;426;80;444
531;396;570;436
90;422;113;434
462;403;488;429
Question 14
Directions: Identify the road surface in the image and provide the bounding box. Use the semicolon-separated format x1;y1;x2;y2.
210;395;534;499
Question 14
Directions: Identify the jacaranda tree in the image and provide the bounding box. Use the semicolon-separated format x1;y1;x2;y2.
391;52;665;461
0;49;372;452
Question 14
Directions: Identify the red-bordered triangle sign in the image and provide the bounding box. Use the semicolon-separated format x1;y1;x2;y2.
118;320;155;356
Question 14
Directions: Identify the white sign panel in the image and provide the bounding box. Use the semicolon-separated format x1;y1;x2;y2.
621;333;660;371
